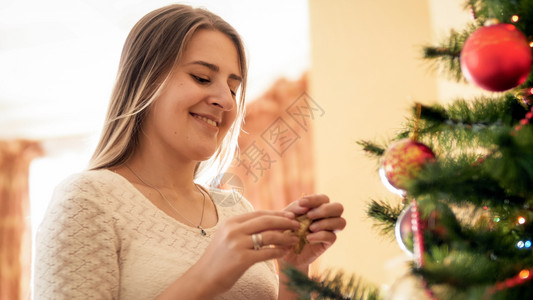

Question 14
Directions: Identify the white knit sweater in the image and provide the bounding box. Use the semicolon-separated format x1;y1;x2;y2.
34;170;278;299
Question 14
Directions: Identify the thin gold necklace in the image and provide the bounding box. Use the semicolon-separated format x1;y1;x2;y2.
125;164;207;236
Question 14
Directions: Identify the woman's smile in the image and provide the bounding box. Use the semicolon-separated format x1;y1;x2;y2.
190;112;220;132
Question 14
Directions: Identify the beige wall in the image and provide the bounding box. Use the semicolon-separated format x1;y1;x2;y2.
308;0;440;290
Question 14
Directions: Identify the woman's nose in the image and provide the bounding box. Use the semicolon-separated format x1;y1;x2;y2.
208;82;235;111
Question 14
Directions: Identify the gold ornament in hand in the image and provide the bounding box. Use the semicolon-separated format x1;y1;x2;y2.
285;215;312;254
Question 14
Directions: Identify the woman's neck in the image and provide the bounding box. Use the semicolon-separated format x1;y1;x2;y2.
125;149;198;192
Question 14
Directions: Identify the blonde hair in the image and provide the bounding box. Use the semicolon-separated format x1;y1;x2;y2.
89;4;247;184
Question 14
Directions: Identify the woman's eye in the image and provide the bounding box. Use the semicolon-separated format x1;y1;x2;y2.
230;90;237;97
191;75;210;84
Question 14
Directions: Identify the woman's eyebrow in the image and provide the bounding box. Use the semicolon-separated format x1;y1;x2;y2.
187;60;242;82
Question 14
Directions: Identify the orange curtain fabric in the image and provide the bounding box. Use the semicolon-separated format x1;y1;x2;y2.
226;74;317;210
0;140;42;300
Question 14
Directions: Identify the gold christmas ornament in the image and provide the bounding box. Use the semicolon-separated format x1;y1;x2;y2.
285;215;312;254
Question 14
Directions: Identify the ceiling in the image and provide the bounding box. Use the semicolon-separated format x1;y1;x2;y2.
0;0;310;141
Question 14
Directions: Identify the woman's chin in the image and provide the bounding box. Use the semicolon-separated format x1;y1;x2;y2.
194;148;218;162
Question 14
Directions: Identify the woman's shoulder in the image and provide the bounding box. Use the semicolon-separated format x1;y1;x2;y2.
51;169;132;209
56;169;122;194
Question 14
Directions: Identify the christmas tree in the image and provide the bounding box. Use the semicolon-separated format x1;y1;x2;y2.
285;0;533;299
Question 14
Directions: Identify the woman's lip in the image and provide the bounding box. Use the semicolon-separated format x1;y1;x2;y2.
190;112;220;126
190;113;219;131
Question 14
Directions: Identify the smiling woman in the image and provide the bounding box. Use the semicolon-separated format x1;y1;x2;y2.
32;3;345;300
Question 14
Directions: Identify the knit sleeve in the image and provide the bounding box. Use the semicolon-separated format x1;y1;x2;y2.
34;174;120;299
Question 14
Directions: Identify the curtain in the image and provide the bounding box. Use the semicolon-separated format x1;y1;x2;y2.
226;74;316;211
0;140;42;300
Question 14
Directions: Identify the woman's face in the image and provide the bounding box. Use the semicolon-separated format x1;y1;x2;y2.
142;29;241;162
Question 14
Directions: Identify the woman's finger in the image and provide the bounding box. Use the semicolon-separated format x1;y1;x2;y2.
284;200;309;215
307;202;344;220
298;194;330;209
250;246;291;261
241;215;300;234
230;210;294;223
283;194;331;216
248;231;299;249
308;217;346;233
306;230;337;245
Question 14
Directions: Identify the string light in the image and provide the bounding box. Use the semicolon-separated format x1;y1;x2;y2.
518;216;526;225
512;107;533;134
511;15;519;22
517;240;525;249
519;269;530;280
530;41;533;47
489;268;533;294
515;239;532;249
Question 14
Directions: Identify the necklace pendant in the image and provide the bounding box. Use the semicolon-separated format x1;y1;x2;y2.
199;227;207;236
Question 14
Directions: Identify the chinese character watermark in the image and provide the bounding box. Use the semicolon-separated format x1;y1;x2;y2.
286;92;325;131
210;172;245;207
234;92;324;183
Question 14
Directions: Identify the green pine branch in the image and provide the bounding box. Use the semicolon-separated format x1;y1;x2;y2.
357;141;385;157
467;0;533;35
417;94;526;127
415;250;533;290
484;125;533;196
406;126;533;204
366;200;403;238
406;95;527;150
407;157;526;208
423;23;479;82
283;266;382;300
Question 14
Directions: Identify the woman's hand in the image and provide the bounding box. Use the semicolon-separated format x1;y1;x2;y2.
281;194;346;267
188;210;301;297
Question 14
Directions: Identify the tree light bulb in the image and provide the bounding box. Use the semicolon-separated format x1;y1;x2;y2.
517;240;525;248
519;269;530;280
511;15;519;22
518;216;526;224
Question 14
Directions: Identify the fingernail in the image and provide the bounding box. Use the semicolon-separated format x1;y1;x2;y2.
309;223;318;232
284;212;295;219
299;197;308;205
292;220;300;228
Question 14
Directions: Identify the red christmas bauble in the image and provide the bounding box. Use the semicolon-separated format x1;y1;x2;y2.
460;23;532;92
379;138;436;195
